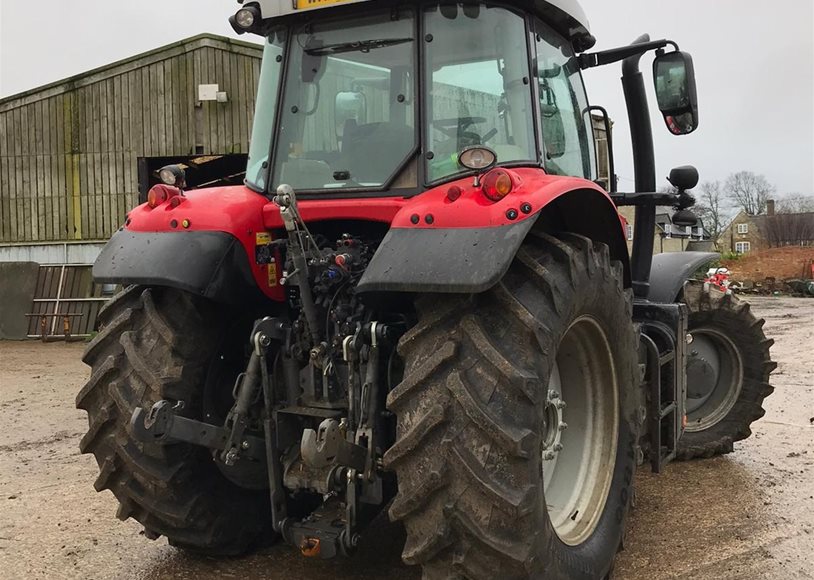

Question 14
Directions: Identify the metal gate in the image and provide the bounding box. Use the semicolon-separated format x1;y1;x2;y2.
26;265;115;340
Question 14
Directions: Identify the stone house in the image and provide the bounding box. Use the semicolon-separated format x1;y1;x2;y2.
618;206;711;255
717;199;814;254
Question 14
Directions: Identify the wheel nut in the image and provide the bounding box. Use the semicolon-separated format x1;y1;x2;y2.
558;422;568;431
543;451;556;461
557;401;567;410
548;390;560;400
241;440;250;450
553;443;563;452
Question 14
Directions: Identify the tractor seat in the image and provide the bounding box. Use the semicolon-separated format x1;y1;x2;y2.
280;158;334;190
340;121;414;185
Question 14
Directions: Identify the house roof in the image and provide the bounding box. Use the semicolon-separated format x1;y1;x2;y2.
751;212;814;226
0;34;263;113
655;208;710;234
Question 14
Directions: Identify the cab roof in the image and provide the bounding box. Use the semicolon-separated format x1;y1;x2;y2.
239;0;595;50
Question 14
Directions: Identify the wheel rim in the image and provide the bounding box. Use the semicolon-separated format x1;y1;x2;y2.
543;316;619;546
685;328;743;432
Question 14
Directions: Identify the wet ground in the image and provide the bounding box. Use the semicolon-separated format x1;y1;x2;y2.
0;296;812;580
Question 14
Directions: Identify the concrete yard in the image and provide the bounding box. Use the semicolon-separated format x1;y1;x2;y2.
0;296;812;580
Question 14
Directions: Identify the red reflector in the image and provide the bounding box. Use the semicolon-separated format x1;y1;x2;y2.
446;185;462;202
481;169;513;202
147;184;180;209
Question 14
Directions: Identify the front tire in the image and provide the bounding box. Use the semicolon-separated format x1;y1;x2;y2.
677;282;776;460
77;286;271;555
385;233;641;579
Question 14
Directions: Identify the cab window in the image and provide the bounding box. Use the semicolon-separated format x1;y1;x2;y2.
535;21;596;180
424;5;536;182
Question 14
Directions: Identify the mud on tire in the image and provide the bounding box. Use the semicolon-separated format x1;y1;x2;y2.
77;286;270;555
385;233;641;580
677;282;776;460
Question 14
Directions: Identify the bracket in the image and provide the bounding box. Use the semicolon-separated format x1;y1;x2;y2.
130;400;265;460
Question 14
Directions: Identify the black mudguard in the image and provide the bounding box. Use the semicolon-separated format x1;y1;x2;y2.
357;219;537;294
93;229;265;305
648;251;719;303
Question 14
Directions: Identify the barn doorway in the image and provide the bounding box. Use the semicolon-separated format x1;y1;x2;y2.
137;154;249;203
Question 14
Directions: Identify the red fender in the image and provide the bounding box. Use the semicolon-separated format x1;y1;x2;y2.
121;167;627;299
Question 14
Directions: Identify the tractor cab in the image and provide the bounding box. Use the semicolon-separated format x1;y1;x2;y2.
235;0;602;196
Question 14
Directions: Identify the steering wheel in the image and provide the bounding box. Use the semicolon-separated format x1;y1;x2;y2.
431;116;498;146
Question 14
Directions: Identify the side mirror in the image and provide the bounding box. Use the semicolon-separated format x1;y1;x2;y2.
653;50;698;135
335;91;366;138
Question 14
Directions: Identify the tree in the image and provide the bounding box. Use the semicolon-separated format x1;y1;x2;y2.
761;213;814;247
724;171;775;216
777;194;814;213
694;180;729;241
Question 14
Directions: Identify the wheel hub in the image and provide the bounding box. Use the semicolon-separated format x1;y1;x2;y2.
685;328;744;431
542;384;567;476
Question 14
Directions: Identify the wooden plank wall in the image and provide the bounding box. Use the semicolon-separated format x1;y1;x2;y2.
0;38;262;244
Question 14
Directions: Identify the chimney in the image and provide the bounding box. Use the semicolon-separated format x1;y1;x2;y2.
767;199;775;216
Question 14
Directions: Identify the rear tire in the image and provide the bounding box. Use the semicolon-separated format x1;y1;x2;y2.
385;233;641;579
77;286;271;555
677;282;776;460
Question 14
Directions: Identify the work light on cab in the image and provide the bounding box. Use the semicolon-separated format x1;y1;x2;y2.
230;5;261;34
458;146;497;172
158;165;186;188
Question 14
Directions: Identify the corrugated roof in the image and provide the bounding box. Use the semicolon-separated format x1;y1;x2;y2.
0;33;263;112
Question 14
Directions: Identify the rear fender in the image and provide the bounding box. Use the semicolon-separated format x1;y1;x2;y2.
94;186;285;304
648;252;720;303
358;170;630;293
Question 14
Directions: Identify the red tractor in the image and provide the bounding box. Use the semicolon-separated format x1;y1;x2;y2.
78;0;776;577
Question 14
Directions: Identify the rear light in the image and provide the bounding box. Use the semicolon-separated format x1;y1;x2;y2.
147;184;180;209
481;169;514;201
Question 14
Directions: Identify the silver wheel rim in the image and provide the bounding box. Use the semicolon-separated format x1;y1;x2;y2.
685;328;743;432
543;316;619;546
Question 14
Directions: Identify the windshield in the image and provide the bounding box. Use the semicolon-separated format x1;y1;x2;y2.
270;8;416;191
425;5;536;182
246;31;286;191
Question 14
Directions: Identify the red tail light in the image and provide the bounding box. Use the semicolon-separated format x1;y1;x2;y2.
147;184;180;209
481;169;514;202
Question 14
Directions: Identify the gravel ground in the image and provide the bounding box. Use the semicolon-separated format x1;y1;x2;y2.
0;296;812;580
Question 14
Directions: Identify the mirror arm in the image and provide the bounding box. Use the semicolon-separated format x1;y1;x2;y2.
579;39;678;70
611;191;687;207
620;34;660;299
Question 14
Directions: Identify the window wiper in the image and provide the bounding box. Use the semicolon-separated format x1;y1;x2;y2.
305;37;413;56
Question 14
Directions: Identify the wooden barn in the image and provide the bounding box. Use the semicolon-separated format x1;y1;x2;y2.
0;34;262;339
0;33;263;262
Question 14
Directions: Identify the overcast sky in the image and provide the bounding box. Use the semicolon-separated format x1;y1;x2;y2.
1;0;812;195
